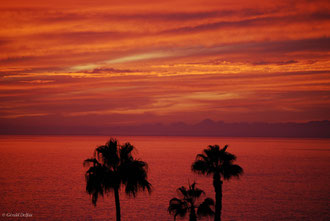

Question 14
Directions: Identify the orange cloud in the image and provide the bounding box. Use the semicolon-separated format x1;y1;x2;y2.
0;0;329;133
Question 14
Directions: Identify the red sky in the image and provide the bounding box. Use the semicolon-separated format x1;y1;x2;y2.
0;0;330;130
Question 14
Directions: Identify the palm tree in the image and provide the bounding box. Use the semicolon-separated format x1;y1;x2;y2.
168;182;214;221
83;138;151;221
191;145;243;221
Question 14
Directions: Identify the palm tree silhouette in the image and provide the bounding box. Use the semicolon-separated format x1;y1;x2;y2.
83;138;151;221
168;182;214;221
191;145;243;221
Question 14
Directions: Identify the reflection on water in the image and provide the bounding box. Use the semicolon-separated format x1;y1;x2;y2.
0;136;329;220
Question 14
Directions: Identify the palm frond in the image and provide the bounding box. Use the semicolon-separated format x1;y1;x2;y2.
85;164;106;206
169;183;214;220
195;154;210;163
95;140;119;168
221;145;228;152
83;138;151;207
197;197;215;217
219;151;237;163
168;198;188;219
120;159;151;196
83;158;100;167
191;159;213;175
222;163;243;180
103;169;120;192
204;146;218;163
187;182;204;199
119;142;134;163
192;144;243;181
177;186;188;198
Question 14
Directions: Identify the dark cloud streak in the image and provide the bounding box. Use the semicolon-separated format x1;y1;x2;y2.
161;13;330;34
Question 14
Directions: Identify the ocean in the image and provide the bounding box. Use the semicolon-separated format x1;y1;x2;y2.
0;136;329;220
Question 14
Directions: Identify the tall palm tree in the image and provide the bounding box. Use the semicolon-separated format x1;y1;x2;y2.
168;182;214;221
191;145;243;221
83;138;151;221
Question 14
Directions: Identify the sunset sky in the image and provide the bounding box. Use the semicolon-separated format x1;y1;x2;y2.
1;0;330;132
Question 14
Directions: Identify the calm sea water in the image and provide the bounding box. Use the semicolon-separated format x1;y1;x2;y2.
0;136;329;220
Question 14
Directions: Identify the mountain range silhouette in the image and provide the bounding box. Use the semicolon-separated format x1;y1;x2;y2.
2;119;329;138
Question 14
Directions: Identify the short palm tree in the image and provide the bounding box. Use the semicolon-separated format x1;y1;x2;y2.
168;182;214;221
83;138;151;221
191;145;243;221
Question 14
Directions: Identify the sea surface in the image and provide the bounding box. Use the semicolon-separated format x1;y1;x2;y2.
0;136;329;220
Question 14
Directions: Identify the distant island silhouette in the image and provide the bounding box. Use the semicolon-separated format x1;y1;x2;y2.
1;119;329;138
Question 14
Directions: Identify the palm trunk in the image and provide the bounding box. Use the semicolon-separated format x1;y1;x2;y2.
213;173;222;221
114;188;121;221
189;206;197;221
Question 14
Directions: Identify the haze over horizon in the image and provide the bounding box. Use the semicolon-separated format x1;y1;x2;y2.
1;0;330;135
1;118;329;138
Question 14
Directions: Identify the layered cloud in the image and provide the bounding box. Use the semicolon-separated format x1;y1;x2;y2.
0;0;329;133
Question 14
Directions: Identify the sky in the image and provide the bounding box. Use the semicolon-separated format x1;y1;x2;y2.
0;0;330;132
